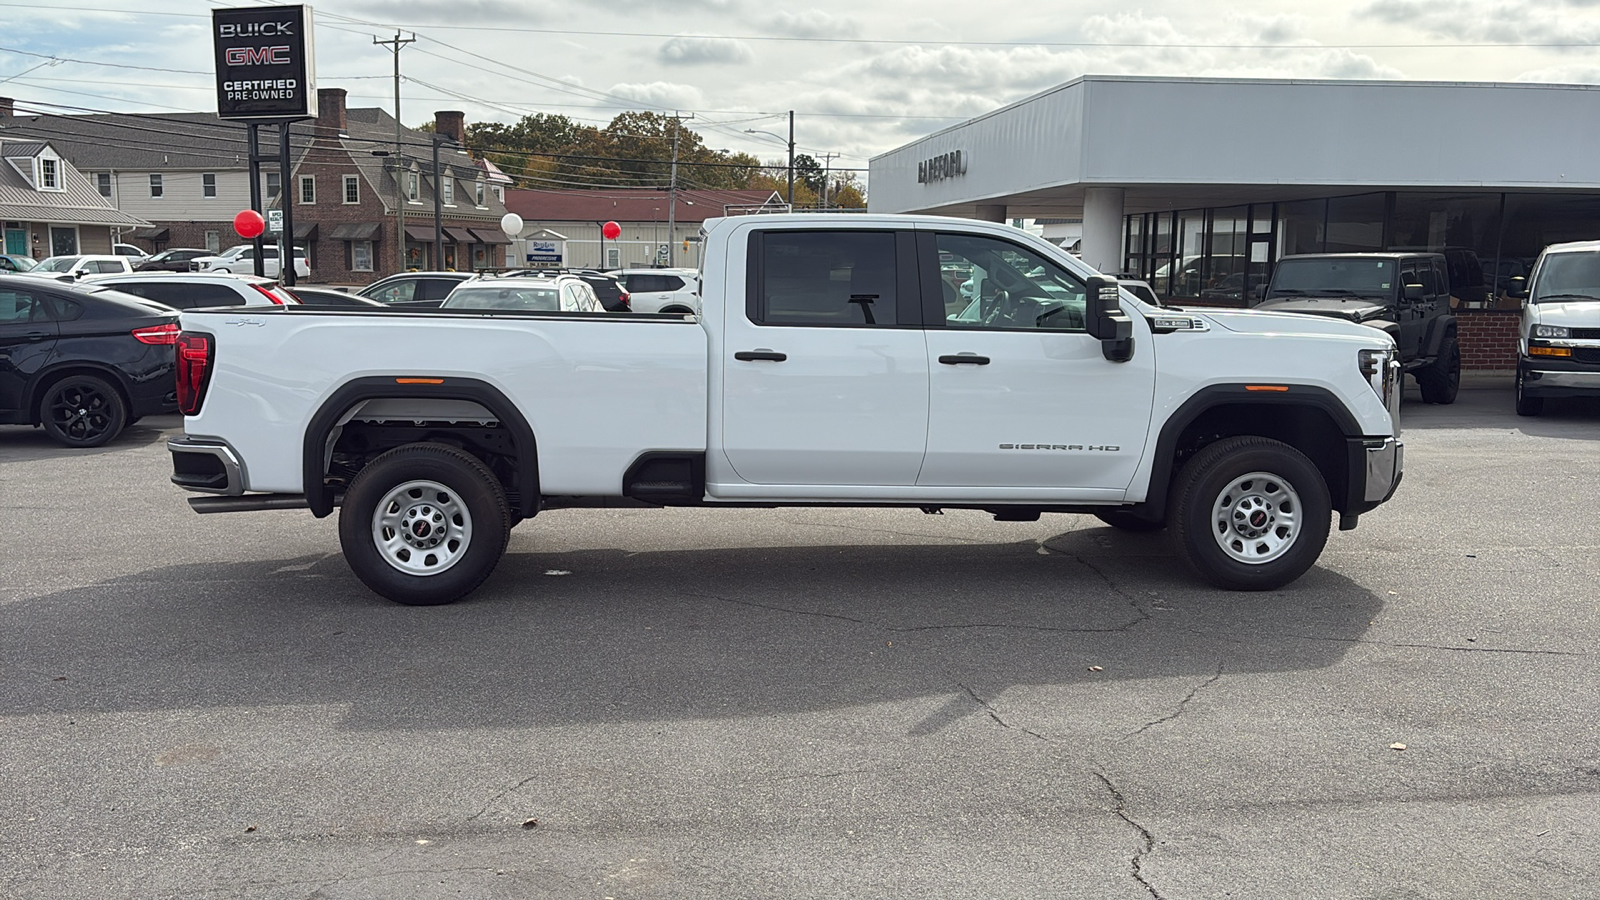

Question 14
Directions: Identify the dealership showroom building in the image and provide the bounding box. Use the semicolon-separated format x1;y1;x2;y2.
869;75;1600;369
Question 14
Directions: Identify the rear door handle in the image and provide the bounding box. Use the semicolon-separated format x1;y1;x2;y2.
938;354;990;365
734;350;787;362
22;331;51;343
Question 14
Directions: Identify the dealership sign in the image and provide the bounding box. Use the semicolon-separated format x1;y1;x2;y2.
213;5;317;120
918;150;966;185
526;240;563;265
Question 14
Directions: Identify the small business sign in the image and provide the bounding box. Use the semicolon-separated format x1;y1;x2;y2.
918;149;967;185
213;5;318;120
266;209;284;236
526;240;562;265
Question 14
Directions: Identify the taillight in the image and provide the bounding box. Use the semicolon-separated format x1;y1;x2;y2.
250;283;286;305
132;323;180;345
176;331;213;416
621;291;631;309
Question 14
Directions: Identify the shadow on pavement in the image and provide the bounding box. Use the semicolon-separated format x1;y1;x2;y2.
1;529;1384;732
0;414;181;460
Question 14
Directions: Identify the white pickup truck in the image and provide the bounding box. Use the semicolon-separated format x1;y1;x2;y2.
168;214;1404;605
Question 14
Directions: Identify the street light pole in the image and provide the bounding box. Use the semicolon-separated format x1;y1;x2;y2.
786;110;794;207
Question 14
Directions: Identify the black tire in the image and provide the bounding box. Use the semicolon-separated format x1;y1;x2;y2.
39;374;127;448
338;443;511;606
1094;508;1165;532
1169;436;1331;591
1416;332;1460;405
1515;364;1543;417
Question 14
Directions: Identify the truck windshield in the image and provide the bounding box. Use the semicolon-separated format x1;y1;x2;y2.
1531;252;1600;304
1268;259;1393;298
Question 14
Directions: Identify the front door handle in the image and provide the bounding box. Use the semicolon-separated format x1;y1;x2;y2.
22;331;51;343
938;354;991;365
734;349;787;362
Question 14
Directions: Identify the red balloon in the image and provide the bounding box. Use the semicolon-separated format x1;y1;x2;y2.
233;209;266;239
601;220;621;240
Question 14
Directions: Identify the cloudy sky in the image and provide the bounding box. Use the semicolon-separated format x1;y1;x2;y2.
5;0;1600;178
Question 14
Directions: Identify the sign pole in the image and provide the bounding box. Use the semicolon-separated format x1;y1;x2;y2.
279;121;296;286
247;123;266;278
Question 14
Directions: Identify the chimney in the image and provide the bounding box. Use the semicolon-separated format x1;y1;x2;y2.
316;88;347;133
435;110;466;145
0;97;12;118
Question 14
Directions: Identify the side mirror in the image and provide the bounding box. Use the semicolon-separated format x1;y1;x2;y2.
1084;275;1134;362
1402;283;1424;302
1506;276;1527;300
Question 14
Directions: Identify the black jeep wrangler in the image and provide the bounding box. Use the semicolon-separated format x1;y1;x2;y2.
1254;252;1461;404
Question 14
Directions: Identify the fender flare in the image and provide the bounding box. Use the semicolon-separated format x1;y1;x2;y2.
302;376;539;520
1141;384;1364;519
1421;313;1458;359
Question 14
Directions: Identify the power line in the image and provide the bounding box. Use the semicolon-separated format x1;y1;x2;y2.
5;4;1599;50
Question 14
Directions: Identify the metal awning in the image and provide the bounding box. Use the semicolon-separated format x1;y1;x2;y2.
292;222;318;240
329;222;382;241
132;227;168;240
444;226;476;244
470;228;511;244
404;225;437;242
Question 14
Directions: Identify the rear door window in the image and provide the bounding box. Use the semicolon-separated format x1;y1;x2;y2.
417;278;460;302
750;231;903;327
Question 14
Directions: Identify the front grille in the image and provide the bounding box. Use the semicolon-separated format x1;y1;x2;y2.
1572;328;1600;340
1575;348;1600;364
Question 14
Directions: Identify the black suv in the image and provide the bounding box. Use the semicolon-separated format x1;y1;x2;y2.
1255;252;1460;404
0;277;179;446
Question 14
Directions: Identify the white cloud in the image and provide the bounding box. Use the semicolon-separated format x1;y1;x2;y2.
606;81;707;109
764;10;860;39
658;36;756;66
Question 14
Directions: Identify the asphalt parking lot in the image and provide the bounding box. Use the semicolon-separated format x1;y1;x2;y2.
2;384;1598;899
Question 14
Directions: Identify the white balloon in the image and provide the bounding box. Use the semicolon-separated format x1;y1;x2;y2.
499;213;523;236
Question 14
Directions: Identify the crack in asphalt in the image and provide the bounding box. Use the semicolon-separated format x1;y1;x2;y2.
958;682;1051;742
1095;772;1162;900
465;774;542;823
1126;664;1225;738
1279;634;1585;657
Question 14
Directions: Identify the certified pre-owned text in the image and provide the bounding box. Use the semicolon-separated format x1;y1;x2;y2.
222;79;299;100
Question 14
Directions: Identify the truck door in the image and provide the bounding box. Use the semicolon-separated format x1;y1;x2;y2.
918;230;1156;495
1397;260;1432;359
720;229;929;486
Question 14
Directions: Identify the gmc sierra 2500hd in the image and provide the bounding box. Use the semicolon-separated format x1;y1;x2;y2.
168;214;1404;605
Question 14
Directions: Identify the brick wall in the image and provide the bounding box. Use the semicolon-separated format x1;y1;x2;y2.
1457;309;1519;370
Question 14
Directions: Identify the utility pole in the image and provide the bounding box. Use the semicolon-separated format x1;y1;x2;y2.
786;110;795;208
374;31;414;273
820;152;840;209
431;133;445;270
666;111;693;266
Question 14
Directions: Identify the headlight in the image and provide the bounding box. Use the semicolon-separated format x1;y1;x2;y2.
1533;324;1570;339
1359;347;1401;418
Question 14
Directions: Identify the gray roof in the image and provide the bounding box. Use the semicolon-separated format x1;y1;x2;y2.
0;138;146;227
0;140;47;159
0;111;262;170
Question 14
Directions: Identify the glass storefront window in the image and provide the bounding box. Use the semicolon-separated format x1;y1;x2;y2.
1389;192;1500;305
1151;213;1174;296
1278;198;1326;257
1325;193;1386;252
1163;210;1207;299
1202;206;1248;303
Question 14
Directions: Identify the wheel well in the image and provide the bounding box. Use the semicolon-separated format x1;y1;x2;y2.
1159;402;1351;514
28;365;132;425
303;381;540;520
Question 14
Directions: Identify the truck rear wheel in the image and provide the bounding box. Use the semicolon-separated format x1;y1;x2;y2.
1416;333;1460;404
338;443;511;606
1169;436;1330;591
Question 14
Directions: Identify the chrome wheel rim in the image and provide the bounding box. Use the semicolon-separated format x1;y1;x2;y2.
47;383;114;443
1211;471;1301;564
371;480;472;575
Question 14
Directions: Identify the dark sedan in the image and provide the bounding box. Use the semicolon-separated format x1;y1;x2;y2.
135;248;212;273
0;278;178;447
288;286;387;308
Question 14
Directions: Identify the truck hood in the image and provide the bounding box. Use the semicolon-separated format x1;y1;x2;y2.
1529;299;1600;328
1200;307;1396;345
1253;297;1389;324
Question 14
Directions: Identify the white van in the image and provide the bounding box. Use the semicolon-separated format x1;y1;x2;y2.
1514;240;1600;415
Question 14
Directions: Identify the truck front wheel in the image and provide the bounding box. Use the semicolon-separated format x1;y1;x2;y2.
1169;437;1331;591
338;443;511;605
1416;332;1460;405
